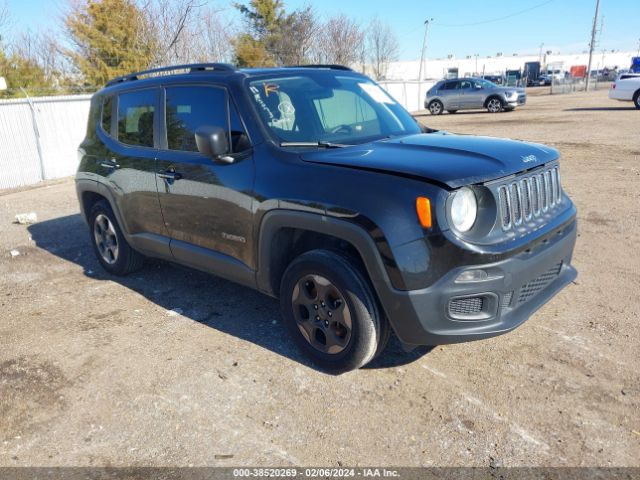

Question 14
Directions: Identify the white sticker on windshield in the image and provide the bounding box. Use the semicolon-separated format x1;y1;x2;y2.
359;83;395;104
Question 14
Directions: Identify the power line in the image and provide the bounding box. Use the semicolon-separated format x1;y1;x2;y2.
435;0;555;27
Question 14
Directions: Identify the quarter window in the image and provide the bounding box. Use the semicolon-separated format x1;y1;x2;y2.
117;89;156;147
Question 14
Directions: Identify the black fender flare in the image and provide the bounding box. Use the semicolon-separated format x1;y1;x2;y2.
76;179;126;233
256;210;394;299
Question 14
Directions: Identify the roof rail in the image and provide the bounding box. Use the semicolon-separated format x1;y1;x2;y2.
286;64;353;71
106;63;236;87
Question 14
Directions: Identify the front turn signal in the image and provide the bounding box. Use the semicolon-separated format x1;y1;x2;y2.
416;197;432;228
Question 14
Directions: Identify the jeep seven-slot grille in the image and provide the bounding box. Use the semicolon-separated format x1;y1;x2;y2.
498;166;562;230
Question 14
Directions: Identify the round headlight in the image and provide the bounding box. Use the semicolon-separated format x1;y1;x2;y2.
450;187;478;232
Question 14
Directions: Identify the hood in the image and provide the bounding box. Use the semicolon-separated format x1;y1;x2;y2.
301;133;559;188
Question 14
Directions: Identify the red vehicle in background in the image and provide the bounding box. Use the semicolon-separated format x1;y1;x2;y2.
570;65;587;78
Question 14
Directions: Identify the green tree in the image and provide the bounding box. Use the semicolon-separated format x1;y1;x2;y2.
65;0;157;87
0;49;52;98
233;0;285;67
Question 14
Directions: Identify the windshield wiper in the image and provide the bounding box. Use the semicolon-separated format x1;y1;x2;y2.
280;141;350;148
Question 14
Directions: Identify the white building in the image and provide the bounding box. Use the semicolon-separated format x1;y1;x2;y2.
386;50;636;81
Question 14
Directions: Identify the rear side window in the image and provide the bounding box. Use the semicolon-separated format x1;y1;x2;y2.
165;86;251;153
101;97;112;134
117;89;156;147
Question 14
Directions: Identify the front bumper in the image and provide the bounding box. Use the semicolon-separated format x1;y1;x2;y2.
382;217;577;345
506;95;526;107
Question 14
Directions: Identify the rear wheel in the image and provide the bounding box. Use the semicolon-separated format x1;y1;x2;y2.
89;200;144;275
633;90;640;109
280;250;389;372
486;97;503;113
428;100;444;115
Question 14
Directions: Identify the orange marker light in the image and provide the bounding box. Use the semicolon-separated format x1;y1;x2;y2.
416;197;432;228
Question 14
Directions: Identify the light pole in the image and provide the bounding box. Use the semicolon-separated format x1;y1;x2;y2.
585;0;601;91
474;54;479;76
636;38;640;57
417;18;433;107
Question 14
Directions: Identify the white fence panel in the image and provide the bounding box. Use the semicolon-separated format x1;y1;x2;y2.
378;80;436;113
0;101;42;189
0;94;92;190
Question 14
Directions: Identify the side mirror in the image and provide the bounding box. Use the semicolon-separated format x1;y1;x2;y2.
195;126;233;164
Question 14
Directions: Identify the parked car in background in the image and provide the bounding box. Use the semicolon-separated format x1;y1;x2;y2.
482;74;504;85
425;77;526;114
609;74;640;109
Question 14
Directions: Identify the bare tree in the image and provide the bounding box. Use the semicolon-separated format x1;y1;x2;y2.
0;0;10;44
13;30;71;83
271;6;319;65
142;0;233;65
367;17;398;79
194;6;234;62
313;14;364;67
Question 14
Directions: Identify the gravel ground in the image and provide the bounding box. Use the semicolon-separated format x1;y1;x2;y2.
0;88;638;467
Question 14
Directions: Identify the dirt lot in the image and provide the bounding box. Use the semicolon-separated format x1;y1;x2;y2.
0;89;638;467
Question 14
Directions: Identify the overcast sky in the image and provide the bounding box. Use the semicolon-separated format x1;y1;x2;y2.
5;0;639;61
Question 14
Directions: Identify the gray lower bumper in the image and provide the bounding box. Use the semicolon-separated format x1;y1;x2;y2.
384;218;577;345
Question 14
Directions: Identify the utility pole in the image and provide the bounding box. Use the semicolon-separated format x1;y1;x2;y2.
474;53;479;76
538;43;544;65
636;38;640;57
585;0;600;91
417;18;432;107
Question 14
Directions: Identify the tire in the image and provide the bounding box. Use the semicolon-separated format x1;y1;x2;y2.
89;200;144;276
486;97;503;113
634;90;640;110
428;100;444;115
447;110;458;114
279;249;389;372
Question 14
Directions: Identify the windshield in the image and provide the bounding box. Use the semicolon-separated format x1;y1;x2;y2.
248;73;421;145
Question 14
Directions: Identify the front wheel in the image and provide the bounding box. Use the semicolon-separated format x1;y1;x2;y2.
280;250;389;372
634;91;640;109
428;100;444;115
486;97;503;113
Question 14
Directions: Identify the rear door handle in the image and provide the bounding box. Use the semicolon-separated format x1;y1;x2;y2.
99;158;119;169
158;170;182;181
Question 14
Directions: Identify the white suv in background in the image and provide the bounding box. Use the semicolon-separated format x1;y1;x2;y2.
608;73;640;109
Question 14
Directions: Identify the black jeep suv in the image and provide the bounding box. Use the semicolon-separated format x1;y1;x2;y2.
76;63;577;371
